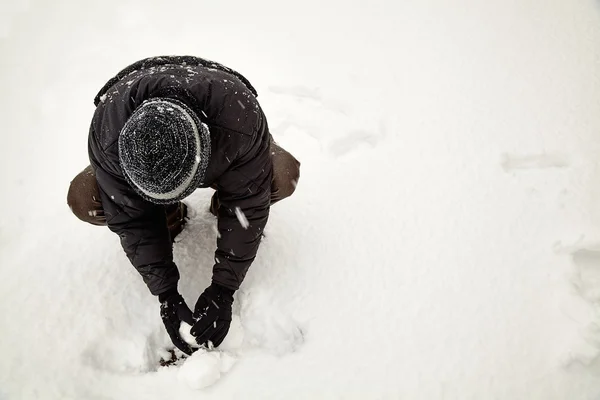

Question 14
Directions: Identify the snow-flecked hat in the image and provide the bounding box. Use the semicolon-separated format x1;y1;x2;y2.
118;98;210;204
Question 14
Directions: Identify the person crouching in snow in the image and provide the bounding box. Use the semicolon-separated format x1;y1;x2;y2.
66;56;300;355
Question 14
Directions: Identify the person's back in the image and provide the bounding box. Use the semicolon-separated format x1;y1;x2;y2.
67;56;300;355
89;56;267;185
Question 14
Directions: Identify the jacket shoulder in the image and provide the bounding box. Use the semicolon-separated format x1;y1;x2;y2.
93;55;258;106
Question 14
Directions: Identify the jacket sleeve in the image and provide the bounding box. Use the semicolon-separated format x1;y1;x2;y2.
93;164;179;296
211;131;272;291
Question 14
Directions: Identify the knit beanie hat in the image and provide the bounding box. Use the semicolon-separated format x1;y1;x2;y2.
118;98;210;204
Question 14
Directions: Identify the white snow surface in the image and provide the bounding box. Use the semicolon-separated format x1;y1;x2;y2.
1;0;600;399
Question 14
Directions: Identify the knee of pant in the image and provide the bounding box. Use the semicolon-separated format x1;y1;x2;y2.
67;166;104;225
277;160;301;199
67;178;90;222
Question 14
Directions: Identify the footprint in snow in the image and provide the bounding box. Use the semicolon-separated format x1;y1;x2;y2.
554;241;600;372
328;129;381;158
501;153;569;172
569;245;600;303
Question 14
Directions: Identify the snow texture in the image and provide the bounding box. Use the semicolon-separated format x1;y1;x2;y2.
234;207;249;229
1;0;600;399
218;316;244;351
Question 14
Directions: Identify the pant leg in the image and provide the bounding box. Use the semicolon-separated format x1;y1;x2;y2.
166;202;188;240
270;136;300;204
67;165;107;226
67;165;187;237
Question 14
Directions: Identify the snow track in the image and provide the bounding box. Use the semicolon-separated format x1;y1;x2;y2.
1;0;600;398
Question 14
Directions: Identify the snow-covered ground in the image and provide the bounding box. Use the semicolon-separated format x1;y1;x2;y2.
1;0;600;398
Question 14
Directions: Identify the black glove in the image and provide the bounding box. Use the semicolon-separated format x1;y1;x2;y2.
159;289;196;355
190;283;235;348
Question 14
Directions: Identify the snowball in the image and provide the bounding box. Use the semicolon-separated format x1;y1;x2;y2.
178;349;221;389
176;317;242;390
179;322;199;348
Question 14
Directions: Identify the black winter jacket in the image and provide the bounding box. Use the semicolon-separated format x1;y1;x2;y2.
88;56;272;295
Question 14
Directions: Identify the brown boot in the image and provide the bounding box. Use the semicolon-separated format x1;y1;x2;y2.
166;202;188;242
69;166;188;242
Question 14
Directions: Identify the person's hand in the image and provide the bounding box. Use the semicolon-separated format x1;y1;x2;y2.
191;283;234;347
159;290;196;355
